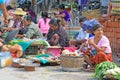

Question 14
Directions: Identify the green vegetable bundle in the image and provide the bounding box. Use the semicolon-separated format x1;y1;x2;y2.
94;61;118;80
9;39;24;45
32;40;48;46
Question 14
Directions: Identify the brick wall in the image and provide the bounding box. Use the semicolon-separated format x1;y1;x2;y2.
100;17;120;54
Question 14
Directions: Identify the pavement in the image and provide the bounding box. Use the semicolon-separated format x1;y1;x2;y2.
0;55;119;80
0;65;94;80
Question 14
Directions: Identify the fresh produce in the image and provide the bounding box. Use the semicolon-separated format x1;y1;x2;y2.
62;50;80;56
9;39;24;45
9;39;48;46
94;61;118;80
104;68;120;75
115;74;120;80
104;68;120;79
32;40;48;46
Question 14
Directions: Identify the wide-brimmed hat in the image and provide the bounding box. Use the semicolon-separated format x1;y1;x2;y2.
13;8;26;16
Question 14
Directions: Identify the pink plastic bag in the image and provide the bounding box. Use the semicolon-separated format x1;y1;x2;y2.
47;48;62;57
64;47;77;52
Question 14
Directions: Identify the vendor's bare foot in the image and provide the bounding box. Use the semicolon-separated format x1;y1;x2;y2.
83;66;95;72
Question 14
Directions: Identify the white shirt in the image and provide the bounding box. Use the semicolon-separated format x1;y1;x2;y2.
76;28;89;40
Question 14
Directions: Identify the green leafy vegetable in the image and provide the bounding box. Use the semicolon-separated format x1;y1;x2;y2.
94;61;118;80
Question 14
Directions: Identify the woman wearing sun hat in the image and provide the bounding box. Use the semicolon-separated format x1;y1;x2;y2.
8;8;27;34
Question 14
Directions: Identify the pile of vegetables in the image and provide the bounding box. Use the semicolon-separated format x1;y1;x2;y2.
32;40;48;46
9;39;24;45
104;68;120;79
9;39;48;46
94;61;119;80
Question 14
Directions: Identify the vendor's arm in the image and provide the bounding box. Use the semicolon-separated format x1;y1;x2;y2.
17;34;24;38
107;3;112;18
23;28;34;38
1;3;8;26
76;30;89;44
48;33;59;46
55;13;66;18
76;39;87;44
88;39;106;52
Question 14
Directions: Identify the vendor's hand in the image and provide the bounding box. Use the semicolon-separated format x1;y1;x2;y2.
17;35;23;38
4;19;8;27
88;39;94;45
52;12;57;15
0;42;3;46
4;27;9;31
0;39;3;42
2;45;9;52
8;27;14;31
82;42;87;47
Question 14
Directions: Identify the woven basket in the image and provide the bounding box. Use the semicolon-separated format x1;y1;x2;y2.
60;56;84;68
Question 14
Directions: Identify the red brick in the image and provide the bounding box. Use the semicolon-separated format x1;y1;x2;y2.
110;16;115;21
116;43;120;48
105;32;114;38
107;21;120;27
114;32;120;38
117;49;120;53
103;27;113;32
115;16;120;21
114;28;120;33
109;38;116;43
116;39;120;44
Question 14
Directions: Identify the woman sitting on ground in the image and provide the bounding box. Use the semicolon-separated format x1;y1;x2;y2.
82;24;112;71
17;15;42;39
47;18;69;47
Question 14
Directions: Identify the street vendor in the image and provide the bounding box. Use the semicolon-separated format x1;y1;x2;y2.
17;15;42;39
82;24;112;71
53;4;70;28
47;18;69;47
5;8;27;32
69;16;89;48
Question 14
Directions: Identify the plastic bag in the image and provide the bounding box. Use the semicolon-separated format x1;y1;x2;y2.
0;52;12;68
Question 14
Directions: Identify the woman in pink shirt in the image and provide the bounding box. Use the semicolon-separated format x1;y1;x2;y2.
38;11;50;37
82;24;112;71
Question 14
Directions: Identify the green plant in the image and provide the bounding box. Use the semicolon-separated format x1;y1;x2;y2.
71;2;78;8
64;2;78;9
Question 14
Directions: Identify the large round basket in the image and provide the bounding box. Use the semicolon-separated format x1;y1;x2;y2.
60;55;84;71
